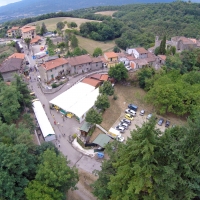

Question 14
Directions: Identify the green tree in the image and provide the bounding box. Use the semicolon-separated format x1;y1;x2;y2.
108;62;128;82
93;47;103;57
159;35;166;55
26;149;78;199
0;82;21;124
24;38;31;50
85;108;102;124
95;94;110;111
14;74;32;110
71;35;78;48
0;143;36;200
137;67;155;89
72;47;82;56
25;181;63;200
40;22;47;35
70;22;78;28
22;113;35;134
99;81;114;96
56;22;65;30
113;46;121;53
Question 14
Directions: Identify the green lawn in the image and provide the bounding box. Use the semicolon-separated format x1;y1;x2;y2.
76;35;115;55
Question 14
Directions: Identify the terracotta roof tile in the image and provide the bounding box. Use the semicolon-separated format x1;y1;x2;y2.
100;74;108;81
21;26;36;33
8;53;25;60
158;55;167;61
68;55;92;66
31;35;41;44
82;78;101;87
92;57;102;63
135;47;148;54
42;58;68;71
104;52;118;59
90;74;102;80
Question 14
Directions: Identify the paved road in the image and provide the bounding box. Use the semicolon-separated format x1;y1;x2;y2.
25;44;101;173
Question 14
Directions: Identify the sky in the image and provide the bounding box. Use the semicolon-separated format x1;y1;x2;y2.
0;0;22;7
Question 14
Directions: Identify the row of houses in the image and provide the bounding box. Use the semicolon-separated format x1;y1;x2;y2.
38;47;166;83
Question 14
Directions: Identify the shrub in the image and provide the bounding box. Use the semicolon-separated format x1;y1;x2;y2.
113;94;118;100
51;83;58;88
72;133;77;139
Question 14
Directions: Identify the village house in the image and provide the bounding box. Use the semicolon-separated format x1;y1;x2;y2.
68;54;102;74
0;57;24;81
39;58;69;83
7;26;21;38
20;25;36;40
104;52;118;68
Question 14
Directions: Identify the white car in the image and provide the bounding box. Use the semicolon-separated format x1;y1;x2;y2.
115;126;125;133
125;109;136;116
147;114;152;120
116;136;125;142
125;66;132;71
119;122;129;129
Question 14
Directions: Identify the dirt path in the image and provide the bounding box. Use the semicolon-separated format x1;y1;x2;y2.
67;169;97;200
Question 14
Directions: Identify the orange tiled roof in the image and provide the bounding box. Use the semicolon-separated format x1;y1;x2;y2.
31;35;41;44
158;55;167;61
42;58;68;71
7;29;12;33
82;78;101;87
8;53;25;60
100;74;108;81
104;52;118;59
21;26;36;33
12;26;20;30
135;47;148;54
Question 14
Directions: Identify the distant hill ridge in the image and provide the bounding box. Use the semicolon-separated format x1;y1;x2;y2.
0;0;175;22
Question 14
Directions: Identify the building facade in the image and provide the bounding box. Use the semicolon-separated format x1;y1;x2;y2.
20;26;36;40
7;27;21;38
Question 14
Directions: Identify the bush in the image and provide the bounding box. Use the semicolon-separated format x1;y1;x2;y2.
72;133;77;139
51;83;58;88
77;137;85;147
113;94;118;100
88;126;95;136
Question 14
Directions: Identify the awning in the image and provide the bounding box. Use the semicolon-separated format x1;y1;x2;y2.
93;133;111;147
80;122;92;132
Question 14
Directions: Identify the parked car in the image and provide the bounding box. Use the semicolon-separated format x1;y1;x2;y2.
165;120;170;127
125;109;136;116
116;136;125;142
128;104;138;111
140;110;145;116
147;114;152;120
121;118;131;125
125;66;132;71
158;118;164;126
119;122;129;129
115;126;125;133
125;114;134;121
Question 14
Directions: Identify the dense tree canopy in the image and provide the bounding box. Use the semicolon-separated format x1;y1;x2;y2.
95;94;110;111
93;115;200;199
85;108;102;124
99;81;114;96
108;63;128;82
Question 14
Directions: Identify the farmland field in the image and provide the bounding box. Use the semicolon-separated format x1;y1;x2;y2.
29;17;101;31
95;10;117;16
76;35;115;55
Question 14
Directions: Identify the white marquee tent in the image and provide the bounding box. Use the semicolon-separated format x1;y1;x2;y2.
32;100;56;142
49;82;99;123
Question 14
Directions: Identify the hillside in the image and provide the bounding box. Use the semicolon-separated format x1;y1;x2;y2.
0;0;174;22
77;2;200;49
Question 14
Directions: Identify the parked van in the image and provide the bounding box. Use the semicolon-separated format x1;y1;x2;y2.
128;104;138;111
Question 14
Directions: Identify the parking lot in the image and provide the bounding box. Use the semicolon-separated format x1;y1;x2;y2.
112;107;168;141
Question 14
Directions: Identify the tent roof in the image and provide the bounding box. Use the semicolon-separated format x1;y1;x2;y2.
93;134;111;147
32;100;55;138
49;82;95;113
68;88;99;119
80;121;92;132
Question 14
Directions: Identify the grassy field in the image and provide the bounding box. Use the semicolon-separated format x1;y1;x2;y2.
29;17;101;31
76;35;115;55
0;45;16;64
95;10;117;16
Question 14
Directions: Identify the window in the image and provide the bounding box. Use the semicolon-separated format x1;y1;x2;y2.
62;65;64;68
55;67;57;70
51;69;52;72
96;63;98;67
